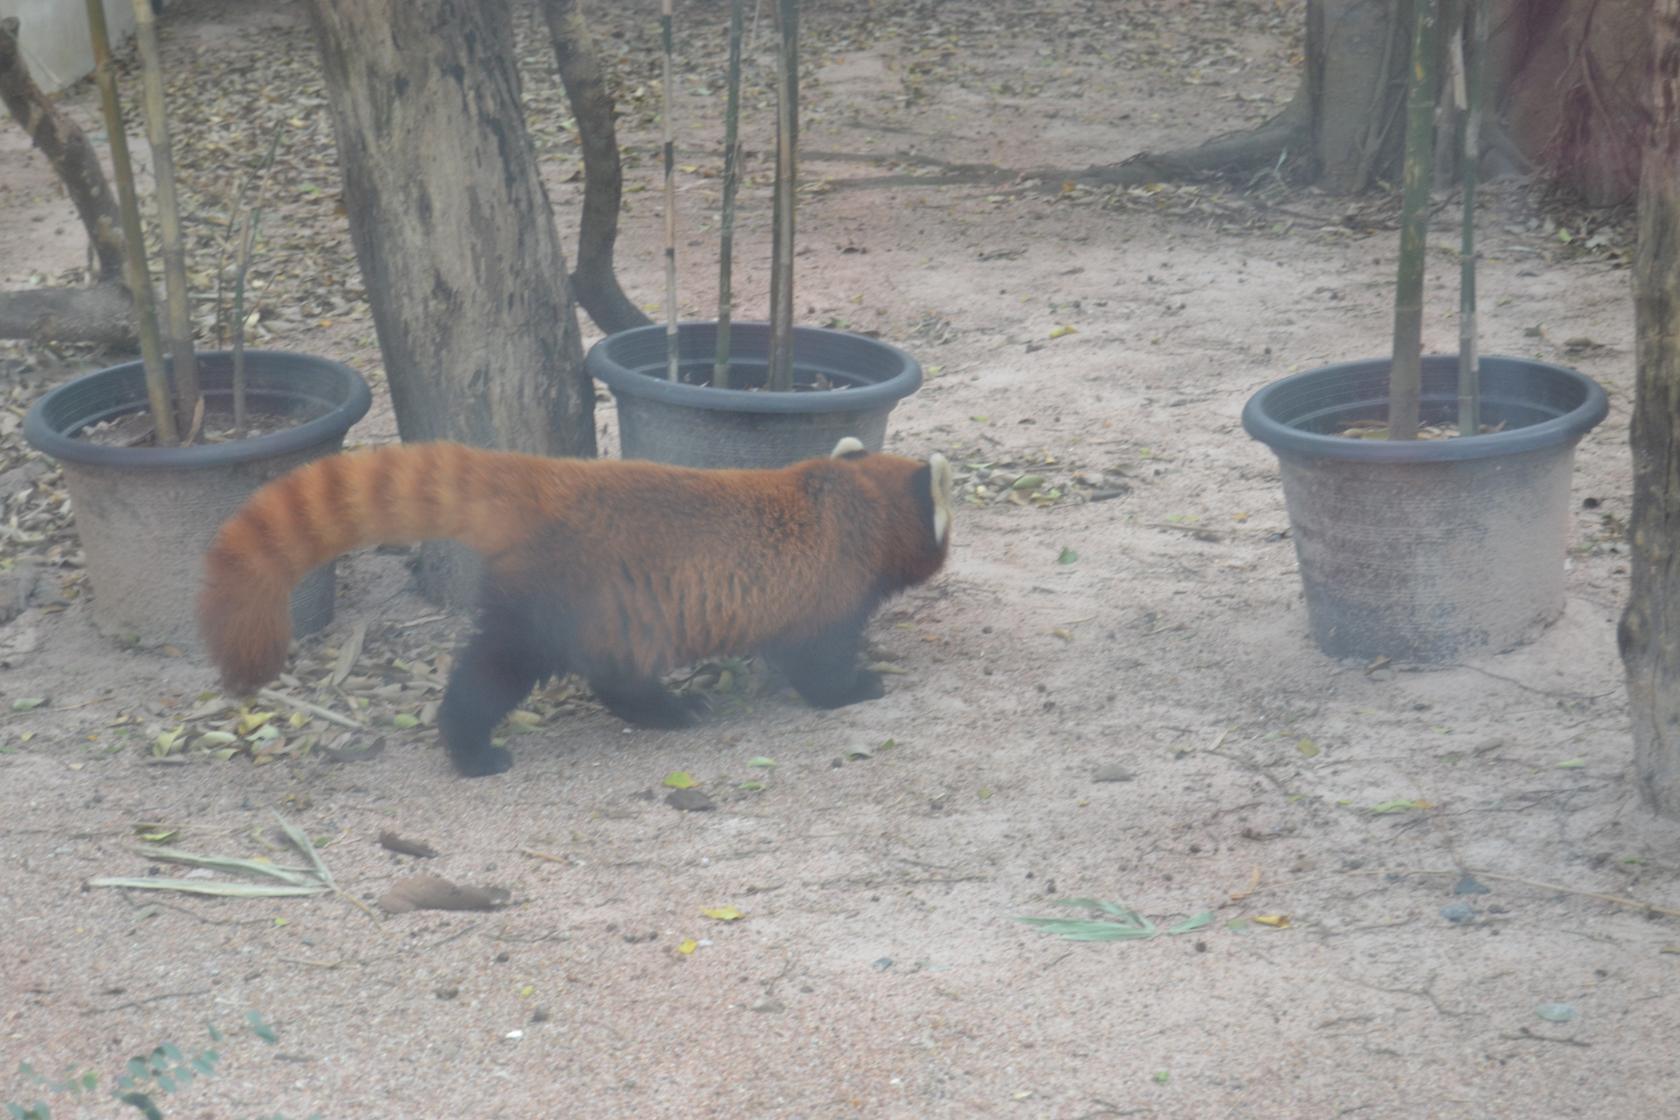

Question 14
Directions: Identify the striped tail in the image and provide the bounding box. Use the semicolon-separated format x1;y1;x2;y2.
199;442;534;694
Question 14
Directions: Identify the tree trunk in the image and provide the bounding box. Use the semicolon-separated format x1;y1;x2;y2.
304;0;595;605
1621;0;1680;818
1501;0;1647;206
1309;0;1411;193
1086;0;1645;201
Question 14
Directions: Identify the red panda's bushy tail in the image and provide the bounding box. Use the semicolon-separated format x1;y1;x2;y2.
199;442;536;694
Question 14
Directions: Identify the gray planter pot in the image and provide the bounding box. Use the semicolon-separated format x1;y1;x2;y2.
1242;354;1608;662
23;350;371;651
585;321;922;468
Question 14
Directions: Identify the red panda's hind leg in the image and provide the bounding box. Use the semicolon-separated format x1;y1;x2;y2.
767;610;885;709
590;673;709;729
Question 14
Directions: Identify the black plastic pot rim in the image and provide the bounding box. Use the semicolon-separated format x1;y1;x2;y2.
586;321;922;415
1241;354;1608;464
23;349;372;470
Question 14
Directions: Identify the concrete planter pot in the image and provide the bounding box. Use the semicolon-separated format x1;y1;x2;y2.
586;321;923;468
1242;354;1608;662
23;350;371;651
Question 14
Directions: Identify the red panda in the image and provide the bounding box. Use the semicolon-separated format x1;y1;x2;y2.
199;437;953;776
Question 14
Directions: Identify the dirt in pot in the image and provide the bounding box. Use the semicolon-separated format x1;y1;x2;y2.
1336;418;1508;440
77;401;330;448
679;364;852;392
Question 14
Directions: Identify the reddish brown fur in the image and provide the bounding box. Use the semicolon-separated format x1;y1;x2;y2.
200;442;948;695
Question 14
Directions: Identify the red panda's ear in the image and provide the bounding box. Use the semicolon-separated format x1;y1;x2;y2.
830;436;866;458
928;453;953;546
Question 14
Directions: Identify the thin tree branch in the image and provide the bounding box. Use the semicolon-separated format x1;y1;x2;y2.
0;17;126;282
537;0;651;334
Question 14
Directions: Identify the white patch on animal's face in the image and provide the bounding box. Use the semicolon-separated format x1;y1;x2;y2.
928;453;953;546
830;436;865;457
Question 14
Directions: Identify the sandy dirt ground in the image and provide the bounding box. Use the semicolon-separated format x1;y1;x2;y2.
3;1;1678;1117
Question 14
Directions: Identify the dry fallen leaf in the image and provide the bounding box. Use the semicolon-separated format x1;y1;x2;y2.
378;830;439;858
327;620;368;688
377;874;509;914
666;788;716;812
319;738;385;764
701;906;744;922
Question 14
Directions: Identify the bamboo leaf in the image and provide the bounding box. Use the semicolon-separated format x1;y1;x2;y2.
131;846;317;885
270;811;334;888
1166;911;1215;935
1015;917;1158;941
87;878;329;898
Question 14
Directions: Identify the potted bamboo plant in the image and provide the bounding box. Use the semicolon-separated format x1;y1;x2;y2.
583;0;923;468
1240;0;1607;662
21;0;368;650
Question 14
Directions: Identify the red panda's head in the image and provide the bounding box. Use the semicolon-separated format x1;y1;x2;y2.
827;436;951;590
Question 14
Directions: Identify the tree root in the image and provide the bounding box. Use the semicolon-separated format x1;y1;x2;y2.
0;284;135;347
1075;88;1312;188
815;90;1312;196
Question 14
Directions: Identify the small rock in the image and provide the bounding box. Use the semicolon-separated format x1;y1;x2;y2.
1439;902;1476;924
530;1006;550;1023
666;788;716;812
1453;873;1491;896
1092;764;1134;783
434;986;459;1000
0;563;39;625
320;737;386;764
871;957;894;971
750;997;784;1013
0;461;49;496
1536;1002;1577;1023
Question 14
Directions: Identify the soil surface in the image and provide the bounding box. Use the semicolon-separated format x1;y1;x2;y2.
3;2;1676;1118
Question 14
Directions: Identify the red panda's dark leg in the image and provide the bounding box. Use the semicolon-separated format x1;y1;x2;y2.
590;674;708;729
438;615;551;777
768;612;886;709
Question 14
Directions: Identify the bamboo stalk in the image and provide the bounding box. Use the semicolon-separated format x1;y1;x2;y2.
1388;0;1439;442
660;0;679;382
130;0;199;440
767;0;798;393
214;118;282;349
231;207;256;437
85;0;176;445
1457;0;1486;437
713;0;746;389
231;123;284;439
